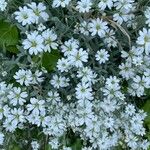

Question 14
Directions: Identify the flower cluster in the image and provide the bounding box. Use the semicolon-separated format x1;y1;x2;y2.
14;69;44;86
14;2;49;26
0;0;150;149
23;29;58;55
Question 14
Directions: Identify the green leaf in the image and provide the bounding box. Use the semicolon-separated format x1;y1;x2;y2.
42;50;61;72
143;100;150;125
145;89;150;98
45;144;52;150
6;45;19;53
0;20;19;47
72;139;82;150
8;144;21;150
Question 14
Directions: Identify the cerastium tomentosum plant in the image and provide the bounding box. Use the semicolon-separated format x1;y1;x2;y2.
0;0;150;149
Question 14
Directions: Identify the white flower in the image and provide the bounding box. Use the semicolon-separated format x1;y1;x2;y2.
140;140;150;150
89;18;108;37
61;38;79;56
131;120;145;136
0;133;4;145
95;49;110;64
10;108;25;126
14;69;33;86
125;134;138;149
78;21;90;36
103;76;123;99
49;138;60;149
47;91;61;103
27;98;45;115
42;29;58;52
76;0;92;13
145;7;150;27
75;82;93;100
82;147;92;150
32;70;44;84
50;75;70;88
113;8;135;25
28;2;49;23
100;98;118;113
0;0;7;11
119;62;135;79
52;0;71;8
130;75;150;97
38;23;46;31
27;113;40;125
14;6;34;26
113;13;124;25
31;141;40;150
125;104;136;116
3;119;17;132
23;31;44;55
77;67;97;84
7;87;28;106
136;28;150;55
63;146;72;150
39;115;48;127
97;132;111;149
114;0;134;11
104;117;115;130
2;71;7;77
105;76;120;88
132;56;143;66
76;101;94;125
57;58;70;72
104;29;117;48
68;48;88;68
44;115;66;136
3;105;10;118
98;0;114;10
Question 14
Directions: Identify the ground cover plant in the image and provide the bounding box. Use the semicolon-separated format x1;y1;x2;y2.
0;0;150;149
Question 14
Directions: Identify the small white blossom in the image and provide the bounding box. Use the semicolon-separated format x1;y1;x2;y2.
31;141;40;150
49;138;60;149
95;49;110;64
50;75;70;88
14;69;33;86
0;0;7;11
57;58;70;72
7;87;28;106
27;98;45;115
77;67;97;84
52;0;71;8
23;31;44;55
145;7;150;27
78;21;90;36
89;18;108;37
32;70;44;84
42;29;58;52
98;0;114;10
38;23;46;31
61;38;79;56
75;82;93;100
136;28;150;55
28;2;49;23
68;48;88;68
76;0;92;13
0;133;4;145
14;6;34;26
